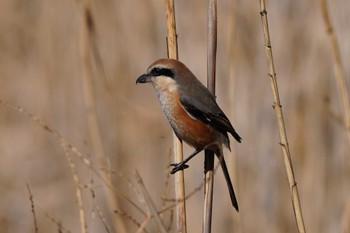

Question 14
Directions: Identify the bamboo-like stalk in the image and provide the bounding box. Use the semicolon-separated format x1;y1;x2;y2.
203;0;217;233
258;1;306;233
319;0;350;148
164;1;187;233
77;1;127;232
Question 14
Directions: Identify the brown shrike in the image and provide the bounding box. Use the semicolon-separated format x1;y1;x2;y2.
136;58;241;211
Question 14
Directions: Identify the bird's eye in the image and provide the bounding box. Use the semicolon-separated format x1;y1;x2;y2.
151;67;161;76
150;67;175;79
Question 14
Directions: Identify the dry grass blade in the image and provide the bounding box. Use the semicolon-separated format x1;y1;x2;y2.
258;1;306;233
318;0;350;148
114;209;149;233
133;170;168;233
62;141;87;233
0;100;145;216
92;201;111;233
26;184;39;233
35;206;71;233
44;214;70;233
87;175;111;233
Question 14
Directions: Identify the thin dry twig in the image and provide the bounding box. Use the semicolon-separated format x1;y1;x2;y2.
31;204;71;233
136;215;151;233
114;209;149;233
87;173;111;233
164;0;187;232
318;0;350;148
0;100;145;216
259;1;306;233
133;170;168;233
26;184;39;233
41;211;71;233
62;141;87;233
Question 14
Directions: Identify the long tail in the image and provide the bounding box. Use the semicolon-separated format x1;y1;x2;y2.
216;149;239;211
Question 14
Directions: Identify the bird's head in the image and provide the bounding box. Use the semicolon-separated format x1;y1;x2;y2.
136;59;193;92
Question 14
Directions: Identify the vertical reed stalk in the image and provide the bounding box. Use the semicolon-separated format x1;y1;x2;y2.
259;1;306;232
319;0;350;149
78;1;127;232
164;1;187;232
203;0;217;233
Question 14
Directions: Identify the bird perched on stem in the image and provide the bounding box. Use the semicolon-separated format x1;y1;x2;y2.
136;58;241;211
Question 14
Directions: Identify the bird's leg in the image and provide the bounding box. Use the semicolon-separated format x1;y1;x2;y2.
170;149;202;174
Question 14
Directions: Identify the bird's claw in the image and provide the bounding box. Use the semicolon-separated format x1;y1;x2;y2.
170;163;189;174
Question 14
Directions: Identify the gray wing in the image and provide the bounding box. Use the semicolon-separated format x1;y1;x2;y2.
179;87;242;143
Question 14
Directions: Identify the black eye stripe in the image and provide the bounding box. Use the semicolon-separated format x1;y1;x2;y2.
150;67;175;78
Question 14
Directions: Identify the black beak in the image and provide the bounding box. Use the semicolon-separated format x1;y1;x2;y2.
136;73;152;84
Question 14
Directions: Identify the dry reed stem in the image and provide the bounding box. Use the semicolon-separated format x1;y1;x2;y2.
203;0;217;232
165;0;178;60
259;1;306;233
164;0;187;232
202;166;214;233
319;1;350;228
79;0;110;176
133;170;168;233
77;1;127;232
26;184;39;233
318;0;350;149
159;162;219;214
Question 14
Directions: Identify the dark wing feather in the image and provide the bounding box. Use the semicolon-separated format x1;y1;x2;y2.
180;95;242;143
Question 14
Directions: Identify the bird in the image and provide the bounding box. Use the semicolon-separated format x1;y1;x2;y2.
136;58;241;211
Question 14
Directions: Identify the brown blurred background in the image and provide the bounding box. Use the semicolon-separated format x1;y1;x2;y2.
0;0;349;232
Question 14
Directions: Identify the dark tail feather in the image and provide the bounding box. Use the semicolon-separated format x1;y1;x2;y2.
216;151;239;211
230;129;242;143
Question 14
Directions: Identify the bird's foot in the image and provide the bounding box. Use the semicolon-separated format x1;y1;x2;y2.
170;162;189;174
